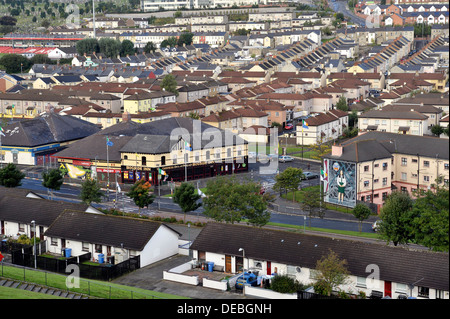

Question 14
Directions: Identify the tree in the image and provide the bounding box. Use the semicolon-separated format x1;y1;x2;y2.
431;124;444;137
203;176;271;226
75;38;100;56
161;74;179;96
173;182;201;222
126;180;155;214
143;41;156;54
0;15;17;26
160;36;178;49
98;38;122;58
314;249;350;296
308;139;332;161
0;54;31;74
300;187;325;227
410;186;449;252
30;54;53;65
335;96;348;112
352;203;372;233
120;39;135;56
80;178;104;205
0;163;25;188
273;167;304;202
42;168;63;200
177;31;194;46
378;191;414;246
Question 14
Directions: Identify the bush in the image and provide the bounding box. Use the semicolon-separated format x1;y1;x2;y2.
270;275;303;293
313;279;329;296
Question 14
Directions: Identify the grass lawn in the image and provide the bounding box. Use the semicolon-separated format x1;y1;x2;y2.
0;285;65;299
0;265;187;299
267;221;380;240
281;185;356;214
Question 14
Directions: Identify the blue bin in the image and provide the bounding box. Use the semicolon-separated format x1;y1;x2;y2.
65;248;72;258
98;254;104;264
207;262;214;272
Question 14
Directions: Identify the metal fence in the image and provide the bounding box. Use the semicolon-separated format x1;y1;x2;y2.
297;290;339;299
6;242;140;281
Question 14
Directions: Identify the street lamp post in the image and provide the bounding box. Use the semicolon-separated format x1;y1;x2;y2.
239;248;245;295
31;220;37;269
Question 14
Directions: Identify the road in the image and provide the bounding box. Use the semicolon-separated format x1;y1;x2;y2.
328;0;366;26
17;157;377;235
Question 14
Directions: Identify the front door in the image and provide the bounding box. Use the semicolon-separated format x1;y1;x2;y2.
225;255;232;273
267;261;271;276
384;281;392;298
39;226;44;240
1;221;4;235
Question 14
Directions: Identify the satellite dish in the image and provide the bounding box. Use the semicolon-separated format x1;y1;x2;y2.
296;267;301;273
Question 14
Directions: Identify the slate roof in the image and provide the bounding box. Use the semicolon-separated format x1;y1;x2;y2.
331;131;449;161
44;210;180;251
190;223;449;291
0;113;100;147
53;133;134;162
0;195;89;228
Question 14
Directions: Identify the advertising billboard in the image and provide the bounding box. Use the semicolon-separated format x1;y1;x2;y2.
323;159;357;208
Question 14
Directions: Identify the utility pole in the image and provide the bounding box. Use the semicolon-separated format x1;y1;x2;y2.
93;0;96;39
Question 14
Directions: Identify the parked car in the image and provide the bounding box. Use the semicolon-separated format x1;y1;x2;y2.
235;272;258;290
302;171;319;180
248;152;257;160
278;155;294;163
284;123;294;130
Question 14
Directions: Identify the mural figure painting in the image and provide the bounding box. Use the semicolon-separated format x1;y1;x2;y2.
337;170;346;204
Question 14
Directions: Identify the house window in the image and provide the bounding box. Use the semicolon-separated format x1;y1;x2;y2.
382;177;387;186
364;181;370;187
161;156;166;166
401;158;407;166
423;176;430;182
395;283;407;294
382;163;388;170
444;163;449;170
51;237;58;246
82;242;89;252
364;165;369;172
172;154;177;165
401;172;407;180
382;192;388;200
141;156;147;166
356;276;367;288
195;152;200;162
423;161;429;167
418;286;429;298
19;223;25;232
95;244;102;253
206;151;210;160
401;186;408;194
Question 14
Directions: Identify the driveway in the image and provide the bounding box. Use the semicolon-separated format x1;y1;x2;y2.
112;254;252;299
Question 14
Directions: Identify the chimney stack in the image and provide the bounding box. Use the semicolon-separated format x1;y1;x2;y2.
331;144;343;157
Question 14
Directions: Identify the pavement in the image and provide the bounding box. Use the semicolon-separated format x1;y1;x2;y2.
111;254;254;299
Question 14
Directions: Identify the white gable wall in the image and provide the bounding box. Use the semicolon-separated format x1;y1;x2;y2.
139;224;180;267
